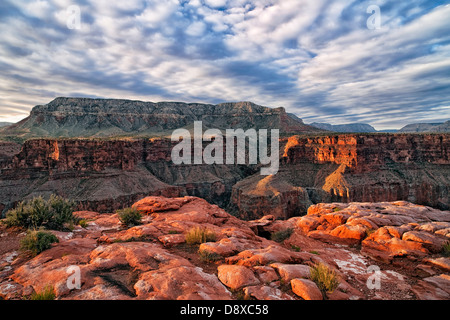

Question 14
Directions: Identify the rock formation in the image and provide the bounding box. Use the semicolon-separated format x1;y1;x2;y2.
231;133;450;219
1;196;448;300
0;138;254;214
0;97;319;139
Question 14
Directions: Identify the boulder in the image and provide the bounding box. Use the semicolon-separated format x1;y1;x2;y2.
136;266;232;300
217;265;260;290
225;245;305;267
290;278;323;300
402;231;448;253
269;263;310;282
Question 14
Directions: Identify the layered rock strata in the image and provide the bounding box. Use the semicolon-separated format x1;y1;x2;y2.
231;134;450;219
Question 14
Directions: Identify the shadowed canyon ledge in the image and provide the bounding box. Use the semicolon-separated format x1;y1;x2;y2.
0;133;448;218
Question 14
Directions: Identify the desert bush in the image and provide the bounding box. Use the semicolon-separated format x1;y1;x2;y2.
309;262;339;293
20;230;59;256
116;207;142;226
185;226;217;245
5;195;75;231
30;285;56;300
78;219;89;228
271;228;293;242
442;241;450;257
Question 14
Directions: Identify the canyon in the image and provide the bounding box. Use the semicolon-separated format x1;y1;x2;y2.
0;133;448;219
0;98;449;301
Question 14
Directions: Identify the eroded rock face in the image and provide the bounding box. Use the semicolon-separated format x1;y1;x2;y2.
231;134;450;219
0;138;253;215
1;132;449;219
1;196;448;300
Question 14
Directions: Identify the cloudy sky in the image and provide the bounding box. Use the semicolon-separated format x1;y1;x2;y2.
0;0;449;129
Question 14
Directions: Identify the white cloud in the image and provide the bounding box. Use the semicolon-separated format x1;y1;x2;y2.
0;0;449;128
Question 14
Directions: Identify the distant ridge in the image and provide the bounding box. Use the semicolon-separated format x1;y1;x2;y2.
0;97;322;139
399;120;450;133
310;122;377;133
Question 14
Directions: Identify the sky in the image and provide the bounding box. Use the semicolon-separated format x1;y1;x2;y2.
0;0;449;129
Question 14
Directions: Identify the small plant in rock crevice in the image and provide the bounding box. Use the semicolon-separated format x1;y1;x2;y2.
185;226;217;245
309;262;339;294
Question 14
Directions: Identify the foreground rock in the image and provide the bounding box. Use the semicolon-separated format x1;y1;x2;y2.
231;134;450;220
0;197;449;300
254;201;450;300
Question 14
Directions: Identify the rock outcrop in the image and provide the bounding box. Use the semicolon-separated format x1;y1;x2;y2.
1;196;448;300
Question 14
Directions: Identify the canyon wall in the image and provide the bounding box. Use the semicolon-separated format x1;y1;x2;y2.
0;133;449;219
230;134;450;219
0;138;254;214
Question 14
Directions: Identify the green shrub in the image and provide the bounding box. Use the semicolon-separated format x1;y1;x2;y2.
5;195;75;231
271;228;294;242
442;241;450;257
30;285;56;300
20;230;59;256
78;219;89;228
309;262;339;293
116;207;142;226
185;226;217;245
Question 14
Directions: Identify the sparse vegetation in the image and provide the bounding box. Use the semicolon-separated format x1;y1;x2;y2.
271;228;294;242
185;226;217;245
78;219;89;228
309;250;320;255
20;230;59;256
365;228;376;238
333;207;342;212
30;285;56;300
442;241;450;257
291;244;301;252
309;262;339;293
198;249;222;263
4;195;76;231
116;207;142;226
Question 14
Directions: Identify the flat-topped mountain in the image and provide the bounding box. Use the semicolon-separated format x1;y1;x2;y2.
310;122;377;133
0;97;320;138
399;121;450;133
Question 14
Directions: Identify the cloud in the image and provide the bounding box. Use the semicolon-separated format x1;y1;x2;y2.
0;0;448;129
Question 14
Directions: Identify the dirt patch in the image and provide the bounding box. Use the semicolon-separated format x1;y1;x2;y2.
0;225;25;256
